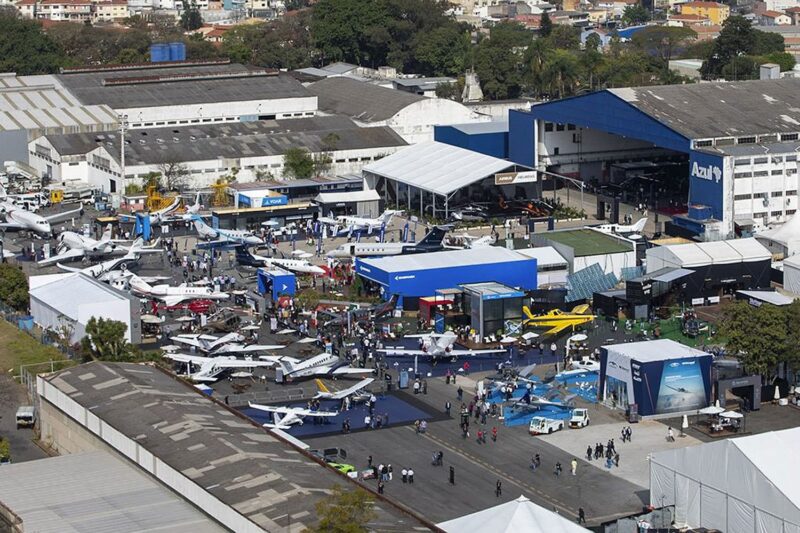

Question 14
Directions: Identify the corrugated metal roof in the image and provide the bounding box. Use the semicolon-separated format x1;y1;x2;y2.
363;141;514;196
0;451;225;533
309;77;425;122
360;246;533;274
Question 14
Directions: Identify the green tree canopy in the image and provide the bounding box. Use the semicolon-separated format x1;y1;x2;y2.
621;4;650;26
283;147;315;179
718;301;789;379
700;15;785;79
308;485;376;533
181;1;203;31
81;317;133;362
0;10;66;75
0;264;29;312
632;26;697;67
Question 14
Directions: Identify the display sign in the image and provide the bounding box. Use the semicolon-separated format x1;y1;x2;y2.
495;171;537;185
655;357;708;414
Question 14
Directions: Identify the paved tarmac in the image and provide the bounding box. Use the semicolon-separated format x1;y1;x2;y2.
0;374;48;463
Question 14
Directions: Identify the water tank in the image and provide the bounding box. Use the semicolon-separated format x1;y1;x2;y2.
150;43;169;63
168;42;186;62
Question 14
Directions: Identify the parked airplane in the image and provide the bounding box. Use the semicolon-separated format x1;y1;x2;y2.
319;209;399;236
234;245;325;275
118;195;183;225
313;377;375;400
267;353;373;383
56;239;157;278
568;356;600;373
171;332;283;355
522;304;595;336
446;233;495;249
326;225;450;259
595;218;647;235
38;225;161;266
0;201;83;235
164;353;276;382
128;274;230;306
192;216;263;246
247;403;339;429
320;294;399;328
378;331;505;361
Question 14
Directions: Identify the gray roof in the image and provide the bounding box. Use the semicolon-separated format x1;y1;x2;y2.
392;77;455;91
57;64;311;109
309;77;425;122
45;115;407;166
451;121;509;134
0;451;225;533
609;79;800;139
603;339;709;363
45;362;427;532
705;140;800;157
360;246;534;274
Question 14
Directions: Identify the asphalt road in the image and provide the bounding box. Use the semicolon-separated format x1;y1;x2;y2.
0;374;47;463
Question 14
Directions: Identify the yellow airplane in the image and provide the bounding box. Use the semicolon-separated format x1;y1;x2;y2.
522;304;595;336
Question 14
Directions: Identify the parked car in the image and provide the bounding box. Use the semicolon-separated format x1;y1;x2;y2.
529;416;564;435
569;408;590;429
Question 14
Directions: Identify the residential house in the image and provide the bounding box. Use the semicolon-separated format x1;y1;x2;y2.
667;12;712;25
761;9;792;23
93;0;128;21
679;1;730;24
690;22;722;40
786;6;800;24
550;9;589;25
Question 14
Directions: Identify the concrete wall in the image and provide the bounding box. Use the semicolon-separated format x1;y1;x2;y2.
0;130;29;166
387;99;488;144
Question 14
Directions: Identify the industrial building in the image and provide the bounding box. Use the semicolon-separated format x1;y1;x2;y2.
645;238;772;301
355;247;538;309
29;116;406;192
29;272;141;344
531;228;636;278
509;79;800;238
0;451;225;532
37;362;428;532
599;339;713;417
434;121;510;159
362;141;536;220
309;77;487;144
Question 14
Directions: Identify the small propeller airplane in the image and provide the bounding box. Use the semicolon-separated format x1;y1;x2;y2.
128;274;230;306
318;209;399;237
247;403;339;429
192;216;263;246
377;331;506;361
595;217;647;235
522;304;595;336
313;377;375;400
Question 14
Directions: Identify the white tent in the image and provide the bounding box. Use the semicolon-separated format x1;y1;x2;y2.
650;427;800;533
784;255;800;295
437;495;590;533
646;238;771;273
756;213;800;258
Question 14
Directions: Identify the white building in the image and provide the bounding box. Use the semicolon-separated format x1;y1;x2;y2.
650;427;800;532
308;77;488;144
514;246;570;287
29;273;141;344
29;116;407;192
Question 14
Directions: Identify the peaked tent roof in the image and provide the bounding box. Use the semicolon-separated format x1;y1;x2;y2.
757;214;800;247
437;495;590;533
362;141;518;196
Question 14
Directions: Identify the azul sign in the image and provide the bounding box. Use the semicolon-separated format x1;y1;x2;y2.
691;161;722;183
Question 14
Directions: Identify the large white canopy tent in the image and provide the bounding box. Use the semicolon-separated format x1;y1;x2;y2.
650;427;800;533
437;495;590;533
784;254;800;294
756;213;800;258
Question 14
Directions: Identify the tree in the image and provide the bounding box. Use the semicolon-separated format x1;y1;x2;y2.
414;26;471;77
0;10;66;75
752;29;785;56
81;317;133;362
718;301;787;379
157;161;190;191
621;4;650;26
180;1;203;32
632;26;697;68
283;148;315;179
581;34;604;91
759;51;795;71
0;264;28;311
308;485;376;533
547;25;581;50
539;12;552;38
473;22;530;100
701;15;755;79
721;55;759;80
543;49;581;99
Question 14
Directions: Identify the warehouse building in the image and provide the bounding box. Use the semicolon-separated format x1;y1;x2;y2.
509;79;800;239
29;272;141;344
309;77;487;144
355;247;538;309
531;228;637;278
645;238;772;301
434;121;509;159
37;362;428;532
362;141;536;220
29;116;406;192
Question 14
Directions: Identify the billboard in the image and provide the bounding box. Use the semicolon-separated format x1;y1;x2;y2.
688;150;724;221
655;357;708;414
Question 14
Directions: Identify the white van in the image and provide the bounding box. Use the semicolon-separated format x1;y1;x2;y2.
15;406;36;428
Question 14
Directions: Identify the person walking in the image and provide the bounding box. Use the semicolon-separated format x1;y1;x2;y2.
578;507;586;524
667;427;675;442
491;426;498;442
571;458;578;476
495;480;502;497
402;468;408;483
555;462;563;476
477;429;484;444
586;445;592;461
445;401;451;416
457;386;463;401
408;468;414;483
378;480;385;494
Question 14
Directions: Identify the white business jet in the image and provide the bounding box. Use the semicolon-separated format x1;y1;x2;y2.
0;200;83;235
192;216;263;246
164;352;277;382
128;274;230;306
234;245;325;275
318;209;399;236
56;239;157;279
247;403;339;429
38;225;161;266
171;332;284;355
268;353;374;383
377;331;506;361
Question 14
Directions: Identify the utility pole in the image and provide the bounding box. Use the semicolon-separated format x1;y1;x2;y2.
119;114;128;189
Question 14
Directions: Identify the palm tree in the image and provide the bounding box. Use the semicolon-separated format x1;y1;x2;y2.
543;50;580;99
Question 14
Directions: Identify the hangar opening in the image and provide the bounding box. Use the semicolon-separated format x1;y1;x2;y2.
509;79;800;239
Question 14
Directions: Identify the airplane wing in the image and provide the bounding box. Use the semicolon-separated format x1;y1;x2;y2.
376;348;429;356
331;367;374;375
37;247;86;266
317;378;375;400
248;402;292;414
214;344;285;354
164;353;210;364
161;295;190;306
45;206;84;224
450;348;507;355
211;359;275;368
56;262;83;273
0;222;27;230
304;410;339;417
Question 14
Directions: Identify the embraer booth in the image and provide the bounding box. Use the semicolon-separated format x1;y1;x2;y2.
599;339;713;418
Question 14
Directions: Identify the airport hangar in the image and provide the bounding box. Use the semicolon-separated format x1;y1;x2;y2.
507;78;800;239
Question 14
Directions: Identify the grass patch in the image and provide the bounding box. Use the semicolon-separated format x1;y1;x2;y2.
0;320;65;374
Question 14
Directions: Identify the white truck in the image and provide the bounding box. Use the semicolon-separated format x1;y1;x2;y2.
569;408;590;428
529;416;564;435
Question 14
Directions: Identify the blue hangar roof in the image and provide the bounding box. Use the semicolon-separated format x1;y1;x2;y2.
355;247;537;298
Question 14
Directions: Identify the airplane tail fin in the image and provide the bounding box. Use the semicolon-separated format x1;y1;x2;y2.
187;192;202;215
382;210;396;223
315;378;330;394
101;224;113;242
632;218;647;233
522;305;536;321
418;225;450;247
128;274;153;293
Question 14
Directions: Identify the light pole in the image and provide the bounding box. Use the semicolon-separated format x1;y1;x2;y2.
119;114;128;190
